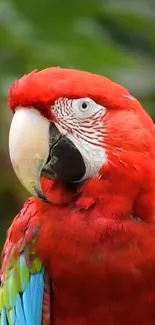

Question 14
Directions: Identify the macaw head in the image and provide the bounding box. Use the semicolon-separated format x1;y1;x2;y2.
8;67;155;218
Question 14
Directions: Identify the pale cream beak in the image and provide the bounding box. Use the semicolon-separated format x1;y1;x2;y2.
9;108;50;200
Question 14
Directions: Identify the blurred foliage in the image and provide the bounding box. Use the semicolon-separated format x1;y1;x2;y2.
0;0;155;251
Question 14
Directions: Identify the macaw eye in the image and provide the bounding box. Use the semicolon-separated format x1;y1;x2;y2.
79;100;91;112
72;97;105;120
74;98;95;119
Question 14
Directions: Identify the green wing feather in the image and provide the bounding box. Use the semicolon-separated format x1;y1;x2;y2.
0;200;46;325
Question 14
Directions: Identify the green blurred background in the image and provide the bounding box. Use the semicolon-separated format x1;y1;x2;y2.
0;0;155;251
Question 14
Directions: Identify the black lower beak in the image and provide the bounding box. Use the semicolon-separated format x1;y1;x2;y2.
42;123;86;183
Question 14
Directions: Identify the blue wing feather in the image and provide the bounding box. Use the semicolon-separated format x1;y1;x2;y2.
29;270;44;325
22;280;33;325
15;294;27;325
22;268;44;325
0;257;45;325
1;308;7;325
0;202;51;325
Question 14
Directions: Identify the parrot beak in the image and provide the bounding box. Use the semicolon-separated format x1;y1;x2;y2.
9;107;86;202
9;108;51;201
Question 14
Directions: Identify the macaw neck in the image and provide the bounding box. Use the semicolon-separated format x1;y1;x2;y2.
39;170;155;223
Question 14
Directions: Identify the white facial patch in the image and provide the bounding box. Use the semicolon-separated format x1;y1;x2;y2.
53;97;107;180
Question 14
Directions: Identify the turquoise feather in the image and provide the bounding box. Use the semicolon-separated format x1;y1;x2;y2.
0;253;45;325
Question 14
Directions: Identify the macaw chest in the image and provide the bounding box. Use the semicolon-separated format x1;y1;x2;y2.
50;237;155;325
37;209;155;324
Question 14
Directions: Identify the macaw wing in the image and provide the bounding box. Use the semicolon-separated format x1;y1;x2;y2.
0;199;52;325
0;257;45;325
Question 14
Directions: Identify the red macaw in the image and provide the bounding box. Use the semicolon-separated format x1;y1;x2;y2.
1;67;155;325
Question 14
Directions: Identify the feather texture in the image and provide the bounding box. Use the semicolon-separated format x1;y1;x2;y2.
0;252;44;325
0;199;52;325
4;67;155;325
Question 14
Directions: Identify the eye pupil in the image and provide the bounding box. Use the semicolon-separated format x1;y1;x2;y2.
81;102;88;109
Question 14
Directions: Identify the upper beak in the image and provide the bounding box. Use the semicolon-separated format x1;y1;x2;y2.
9;108;50;201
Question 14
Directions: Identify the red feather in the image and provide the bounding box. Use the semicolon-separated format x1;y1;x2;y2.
3;181;155;324
5;67;155;324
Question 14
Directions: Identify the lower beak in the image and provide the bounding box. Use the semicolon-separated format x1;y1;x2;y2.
9;108;51;201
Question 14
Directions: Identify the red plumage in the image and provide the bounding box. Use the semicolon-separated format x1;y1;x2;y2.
3;67;155;324
9;67;138;114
